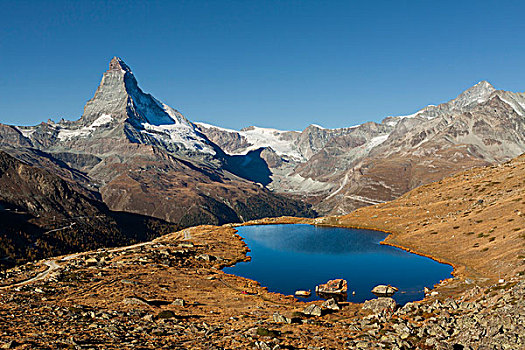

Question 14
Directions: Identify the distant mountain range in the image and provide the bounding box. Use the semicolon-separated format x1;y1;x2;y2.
197;80;525;214
1;57;524;262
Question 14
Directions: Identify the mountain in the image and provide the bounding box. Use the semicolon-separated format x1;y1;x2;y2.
0;57;314;230
0;151;177;267
196;81;525;214
1;58;524;232
13;57;216;158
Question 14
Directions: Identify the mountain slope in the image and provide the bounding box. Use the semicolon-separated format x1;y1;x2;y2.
329;152;525;280
322;86;525;214
0;57;314;228
0;151;177;267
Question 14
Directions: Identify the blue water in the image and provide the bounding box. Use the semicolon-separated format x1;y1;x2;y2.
223;224;453;304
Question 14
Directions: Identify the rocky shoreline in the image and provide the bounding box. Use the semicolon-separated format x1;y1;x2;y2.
0;224;523;349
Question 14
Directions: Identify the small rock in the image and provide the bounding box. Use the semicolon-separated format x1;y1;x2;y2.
393;323;411;340
85;257;98;266
171;298;185;306
362;297;397;314
122;297;149;306
196;254;216;262
121;279;139;285
302;304;322;317
151;328;166;336
273;312;291;324
321;298;340;310
256;341;271;350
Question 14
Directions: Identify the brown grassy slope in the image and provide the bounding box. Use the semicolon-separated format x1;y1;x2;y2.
324;153;525;280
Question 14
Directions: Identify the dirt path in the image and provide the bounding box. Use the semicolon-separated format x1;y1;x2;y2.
0;241;153;289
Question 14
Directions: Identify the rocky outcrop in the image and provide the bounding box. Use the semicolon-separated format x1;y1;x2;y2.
362;297;397;314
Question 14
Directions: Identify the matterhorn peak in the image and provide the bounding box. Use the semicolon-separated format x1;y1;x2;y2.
75;56;215;155
108;56;133;74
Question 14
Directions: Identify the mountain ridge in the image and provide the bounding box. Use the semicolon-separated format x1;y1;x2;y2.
197;79;525;214
0;57;315;230
0;151;178;267
1;57;524;225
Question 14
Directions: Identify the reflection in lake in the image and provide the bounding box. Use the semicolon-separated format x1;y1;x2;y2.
223;224;453;304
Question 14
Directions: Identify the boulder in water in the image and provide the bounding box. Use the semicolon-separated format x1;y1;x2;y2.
315;279;348;295
371;284;398;296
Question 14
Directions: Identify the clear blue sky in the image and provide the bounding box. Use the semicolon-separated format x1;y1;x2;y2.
1;0;524;130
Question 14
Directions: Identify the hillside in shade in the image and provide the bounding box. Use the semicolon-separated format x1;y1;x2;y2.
0;151;177;267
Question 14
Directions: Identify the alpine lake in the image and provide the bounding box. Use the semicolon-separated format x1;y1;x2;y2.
223;224;453;304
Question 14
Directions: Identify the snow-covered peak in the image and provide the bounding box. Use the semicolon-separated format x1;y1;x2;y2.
81;57;183;127
472;80;495;91
108;56;133;74
83;57;194;127
309;124;325;129
382;80;497;127
51;57;216;156
454;80;496;106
